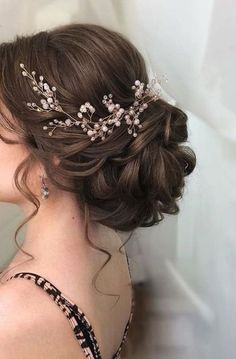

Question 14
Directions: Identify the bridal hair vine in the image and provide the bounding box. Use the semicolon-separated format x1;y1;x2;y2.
19;63;168;142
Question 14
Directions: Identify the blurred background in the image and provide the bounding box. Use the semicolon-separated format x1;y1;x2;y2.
0;1;235;358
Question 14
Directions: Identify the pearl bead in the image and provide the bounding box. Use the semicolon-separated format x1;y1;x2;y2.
65;119;71;126
108;105;114;112
87;130;94;136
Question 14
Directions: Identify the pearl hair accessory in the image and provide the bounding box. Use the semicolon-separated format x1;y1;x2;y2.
19;63;168;141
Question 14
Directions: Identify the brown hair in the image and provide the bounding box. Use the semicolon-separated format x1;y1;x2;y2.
0;23;196;300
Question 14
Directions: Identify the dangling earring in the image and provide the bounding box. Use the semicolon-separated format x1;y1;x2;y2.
40;174;49;199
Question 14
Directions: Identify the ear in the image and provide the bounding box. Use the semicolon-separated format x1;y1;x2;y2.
36;155;60;179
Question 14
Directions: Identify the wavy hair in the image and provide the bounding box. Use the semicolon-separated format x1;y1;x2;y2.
0;23;196;304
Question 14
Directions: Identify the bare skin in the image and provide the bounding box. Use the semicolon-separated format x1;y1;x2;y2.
0;102;132;359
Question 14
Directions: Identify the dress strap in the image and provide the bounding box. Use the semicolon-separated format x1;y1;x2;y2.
112;251;135;358
112;287;135;359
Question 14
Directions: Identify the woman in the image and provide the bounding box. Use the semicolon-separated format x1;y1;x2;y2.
0;23;196;358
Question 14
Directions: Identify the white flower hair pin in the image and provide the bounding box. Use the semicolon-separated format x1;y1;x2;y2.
20;63;168;141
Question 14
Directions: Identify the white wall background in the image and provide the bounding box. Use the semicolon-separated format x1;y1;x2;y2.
0;1;235;358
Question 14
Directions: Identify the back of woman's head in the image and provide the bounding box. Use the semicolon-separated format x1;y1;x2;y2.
0;22;196;234
0;25;197;357
0;23;197;329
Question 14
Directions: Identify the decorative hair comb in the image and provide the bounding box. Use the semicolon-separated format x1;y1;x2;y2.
20;63;168;141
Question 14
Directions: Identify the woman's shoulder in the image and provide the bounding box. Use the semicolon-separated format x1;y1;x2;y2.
0;278;87;358
0;278;50;333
